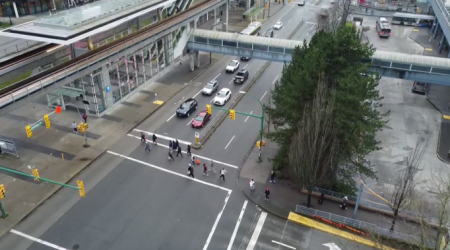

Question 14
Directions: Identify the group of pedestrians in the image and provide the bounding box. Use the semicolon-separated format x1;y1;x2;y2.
187;158;226;180
168;140;187;160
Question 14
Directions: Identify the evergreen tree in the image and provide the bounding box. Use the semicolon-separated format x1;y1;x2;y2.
266;25;388;190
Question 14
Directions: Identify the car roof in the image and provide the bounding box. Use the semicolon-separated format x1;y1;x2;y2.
219;88;230;92
198;110;207;116
231;60;238;63
208;80;218;84
238;69;248;73
276;21;282;24
184;98;196;103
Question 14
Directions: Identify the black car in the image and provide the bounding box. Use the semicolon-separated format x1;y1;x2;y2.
176;98;198;117
234;70;249;83
241;56;251;61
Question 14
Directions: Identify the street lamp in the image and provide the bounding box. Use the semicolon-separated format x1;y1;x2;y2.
65;103;90;148
240;91;264;163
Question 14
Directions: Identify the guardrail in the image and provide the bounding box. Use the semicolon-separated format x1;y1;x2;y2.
434;0;450;31
0;41;42;59
295;205;436;248
0;0;226;109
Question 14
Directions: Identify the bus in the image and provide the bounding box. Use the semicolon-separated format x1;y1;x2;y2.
240;22;262;36
391;13;434;27
376;17;391;38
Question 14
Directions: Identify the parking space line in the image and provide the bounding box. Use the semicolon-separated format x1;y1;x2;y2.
203;192;231;250
127;134;239;169
187;118;194;126
213;73;221;80
225;135;235;150
166;113;176;122
107;150;233;192
133;129;191;145
227;200;248;250
272;240;296;249
260;91;267;101
10;229;67;250
246;212;267;250
244;111;253;123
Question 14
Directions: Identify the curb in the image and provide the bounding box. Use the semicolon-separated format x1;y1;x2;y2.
424;95;450;165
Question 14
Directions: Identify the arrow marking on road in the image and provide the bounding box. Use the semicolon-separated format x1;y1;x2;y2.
323;243;342;250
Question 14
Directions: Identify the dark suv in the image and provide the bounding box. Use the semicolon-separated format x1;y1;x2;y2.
234;70;249;83
176;98;198;117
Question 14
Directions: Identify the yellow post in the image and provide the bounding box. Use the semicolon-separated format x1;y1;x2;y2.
62;153;65;161
196;138;199;144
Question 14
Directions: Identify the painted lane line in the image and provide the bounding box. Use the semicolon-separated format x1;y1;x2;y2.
260;91;267;101
133;129;191;145
246;212;268;250
272;240;296;249
210;98;214;103
213;73;221;80
166;113;176;122
228;79;234;84
203;191;231;250
227;200;249;250
244;111;253;123
193;89;203;99
107;150;232;192
187;118;194;126
243;64;248;69
272;75;279;84
306;21;317;25
127;134;239;169
225;135;235;150
10;229;67;250
288;19;291;23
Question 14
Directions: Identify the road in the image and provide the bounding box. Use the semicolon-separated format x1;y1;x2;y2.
0;1;377;249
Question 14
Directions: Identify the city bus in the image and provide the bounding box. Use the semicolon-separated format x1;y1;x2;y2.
240;22;262;36
391;13;434;27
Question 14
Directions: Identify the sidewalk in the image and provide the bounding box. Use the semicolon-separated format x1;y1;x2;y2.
238;140;437;240
0;52;223;237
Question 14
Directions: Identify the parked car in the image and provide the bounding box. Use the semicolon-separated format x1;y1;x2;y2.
234;70;249;83
176;98;198;117
226;60;240;73
191;110;211;128
213;88;232;106
202;80;219;95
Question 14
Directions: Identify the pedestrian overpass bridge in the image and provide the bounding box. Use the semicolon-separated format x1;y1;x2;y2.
187;29;450;85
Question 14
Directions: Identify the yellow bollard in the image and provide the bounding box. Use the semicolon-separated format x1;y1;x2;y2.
62;153;65;161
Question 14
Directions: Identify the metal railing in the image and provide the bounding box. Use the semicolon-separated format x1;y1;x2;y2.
295;205;436;248
0;0;226;109
433;0;450;31
0;41;42;59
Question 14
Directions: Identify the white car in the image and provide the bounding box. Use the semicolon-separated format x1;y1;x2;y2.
213;88;232;106
226;60;240;73
274;22;283;30
298;0;305;5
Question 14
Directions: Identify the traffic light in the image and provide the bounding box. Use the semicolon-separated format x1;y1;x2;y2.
206;104;211;115
78;123;85;133
256;140;267;148
25;125;33;138
77;180;85;197
43;114;51;128
31;169;40;182
230;109;236;120
0;185;5;199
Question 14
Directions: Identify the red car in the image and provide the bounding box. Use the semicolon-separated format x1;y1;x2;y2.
191;110;211;128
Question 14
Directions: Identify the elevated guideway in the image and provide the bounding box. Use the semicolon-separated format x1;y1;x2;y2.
187;29;450;85
429;0;450;45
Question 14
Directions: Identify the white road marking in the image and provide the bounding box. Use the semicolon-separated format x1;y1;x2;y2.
288;20;291;23
260;91;267;101
193;89;203;98
203;191;231;250
225;135;235;150
213;73;221;80
163;133;169;135
244;111;253;123
210;98;214;103
306;21;317;25
166;113;176;122
107;150;233;192
133;129;191;145
272;75;279;84
243;64;248;69
10;229;67;250
228;79;234;84
127;134;239;169
187;118;194;126
272;240;296;249
246;212;267;250
227;200;248;250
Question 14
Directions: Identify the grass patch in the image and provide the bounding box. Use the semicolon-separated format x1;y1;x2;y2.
141;18;152;27
1;22;12;29
0;70;33;90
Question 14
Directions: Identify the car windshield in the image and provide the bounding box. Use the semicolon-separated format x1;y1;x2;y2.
276;22;282;25
228;61;237;66
217;92;227;98
181;103;191;109
236;72;245;77
195;115;205;121
205;83;214;89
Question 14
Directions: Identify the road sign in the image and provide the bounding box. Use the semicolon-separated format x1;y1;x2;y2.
195;132;200;138
323;243;341;250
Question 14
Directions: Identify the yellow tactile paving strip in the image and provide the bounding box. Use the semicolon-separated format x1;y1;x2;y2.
443;115;450;120
288;212;397;250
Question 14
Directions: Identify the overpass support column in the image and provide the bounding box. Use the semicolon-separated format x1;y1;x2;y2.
136;17;141;30
157;7;163;21
70;44;76;59
433;22;440;39
223;1;228;32
101;65;114;110
213;8;217;31
439;35;446;54
164;33;173;66
189;51;199;71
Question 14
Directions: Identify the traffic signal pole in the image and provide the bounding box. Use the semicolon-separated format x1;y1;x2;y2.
65;103;90;148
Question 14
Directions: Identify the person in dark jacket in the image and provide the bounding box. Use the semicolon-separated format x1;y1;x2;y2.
169;141;173;150
188;164;194;178
177;146;183;157
265;188;270;201
140;132;146;142
152;134;157;145
318;193;325;205
187;144;191;155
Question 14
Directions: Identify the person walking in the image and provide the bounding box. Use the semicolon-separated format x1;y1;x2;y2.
209;159;216;173
173;140;178;151
203;164;209;176
176;140;180;149
144;142;151;152
188;164;194;178
187;144;191;155
176;146;183;157
265;188;270;201
191;155;196;166
72;121;78;133
141;132;146;142
249;179;255;191
340;196;348;209
82;113;88;123
318;193;325;205
169;140;173;150
168;150;174;161
152;134;157;145
219;168;227;181
270;170;276;183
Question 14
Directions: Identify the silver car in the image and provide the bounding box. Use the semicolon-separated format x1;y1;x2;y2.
202;80;219;95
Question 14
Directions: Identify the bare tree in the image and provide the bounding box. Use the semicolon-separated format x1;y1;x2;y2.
389;134;430;231
288;75;338;207
316;0;354;33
